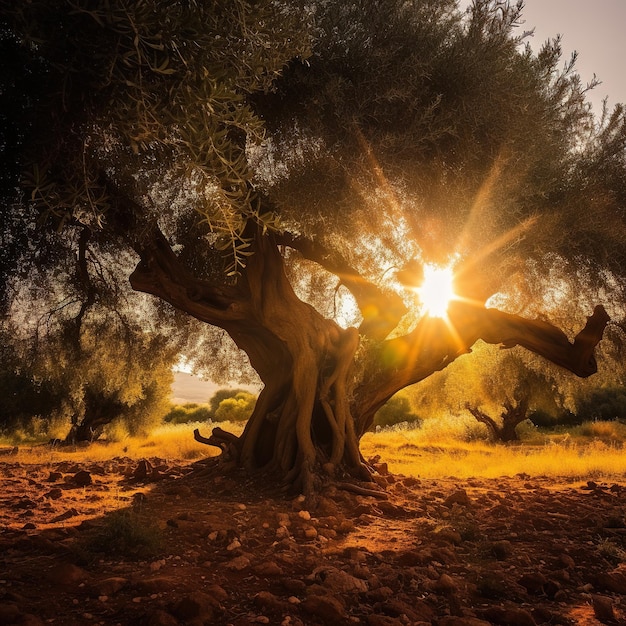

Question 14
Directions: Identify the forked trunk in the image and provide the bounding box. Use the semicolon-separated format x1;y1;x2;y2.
131;226;369;493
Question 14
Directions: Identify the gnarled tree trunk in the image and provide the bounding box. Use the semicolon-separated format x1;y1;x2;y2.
131;226;366;493
129;221;610;495
466;396;530;442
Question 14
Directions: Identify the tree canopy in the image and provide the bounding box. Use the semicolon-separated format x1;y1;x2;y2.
2;0;625;494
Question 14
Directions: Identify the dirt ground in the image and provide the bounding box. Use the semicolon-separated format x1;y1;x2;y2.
2;451;626;625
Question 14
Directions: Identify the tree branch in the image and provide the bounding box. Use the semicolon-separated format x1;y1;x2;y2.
275;231;407;341
129;225;245;324
354;302;609;434
465;303;610;378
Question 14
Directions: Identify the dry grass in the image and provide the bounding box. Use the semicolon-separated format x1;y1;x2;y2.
361;420;626;481
4;417;626;483
1;421;245;466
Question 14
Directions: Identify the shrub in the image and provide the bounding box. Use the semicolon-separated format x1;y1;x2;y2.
373;395;421;429
575;420;626;442
83;510;162;559
528;409;581;429
163;403;213;424
209;388;253;415
576;387;626;422
214;391;256;422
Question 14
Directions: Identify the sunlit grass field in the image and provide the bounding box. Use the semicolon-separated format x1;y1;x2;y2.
4;416;626;483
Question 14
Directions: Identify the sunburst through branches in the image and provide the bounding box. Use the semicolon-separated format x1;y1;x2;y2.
417;263;457;318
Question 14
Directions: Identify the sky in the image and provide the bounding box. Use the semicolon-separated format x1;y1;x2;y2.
513;0;626;114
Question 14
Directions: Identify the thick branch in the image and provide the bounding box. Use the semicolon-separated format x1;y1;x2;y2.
129;225;244;324
275;231;407;341
470;304;610;378
354;302;609;434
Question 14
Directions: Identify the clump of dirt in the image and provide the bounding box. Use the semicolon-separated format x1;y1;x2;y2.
2;453;626;625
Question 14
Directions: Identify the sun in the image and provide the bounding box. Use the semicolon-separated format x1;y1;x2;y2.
417;263;457;318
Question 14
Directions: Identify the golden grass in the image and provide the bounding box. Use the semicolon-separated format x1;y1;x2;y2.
2;421;245;466
361;424;626;481
4;418;626;483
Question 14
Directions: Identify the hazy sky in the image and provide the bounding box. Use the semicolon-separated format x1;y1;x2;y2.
514;0;626;114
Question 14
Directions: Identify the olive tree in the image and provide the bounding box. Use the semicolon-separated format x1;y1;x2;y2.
4;0;624;493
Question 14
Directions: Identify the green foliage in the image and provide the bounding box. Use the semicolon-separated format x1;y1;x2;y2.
3;0;310;273
214;391;256;423
0;315;177;442
2;0;626;462
576;387;626;422
164;390;257;425
208;388;249;415
528;409;581;429
164;403;213;425
373;394;421;429
574;420;626;443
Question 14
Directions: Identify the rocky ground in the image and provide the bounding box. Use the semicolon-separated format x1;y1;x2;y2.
2;452;626;625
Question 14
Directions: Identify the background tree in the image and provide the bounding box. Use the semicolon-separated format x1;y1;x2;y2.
372;394;421;430
3;0;624;494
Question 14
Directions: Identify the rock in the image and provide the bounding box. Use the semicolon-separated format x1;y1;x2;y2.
303;527;318;539
134;576;178;593
481;607;536;626
95;577;128;596
46;562;89;586
13;498;37;510
275;526;290;540
281;578;307;594
224;555;251;571
45;488;63;500
205;584;228;603
596;571;626;594
364;586;394;603
396;549;432;566
434;573;458;594
558;553;575;569
171;591;217;623
592;595;616;623
367;616;404;626
544;579;561;598
438;618;492;626
47;471;63;482
313;566;368;593
444;490;472;508
0;604;21;624
490;540;513;560
71;470;92;486
50;508;79;523
433;527;462;545
254;561;284;577
133;459;154;481
226;539;241;551
254;591;289;612
376;500;410;517
376;598;434;623
300;594;346;622
143;609;180;626
517;572;547;594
